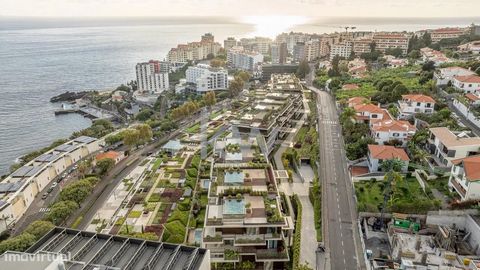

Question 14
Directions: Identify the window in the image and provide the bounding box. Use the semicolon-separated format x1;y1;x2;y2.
416;102;421;106
426;103;431;108
393;133;400;137
371;114;378;118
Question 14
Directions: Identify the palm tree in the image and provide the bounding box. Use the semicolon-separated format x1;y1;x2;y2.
379;158;404;229
340;107;356;124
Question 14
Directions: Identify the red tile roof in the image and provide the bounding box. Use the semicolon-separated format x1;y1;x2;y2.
368;145;410;161
351;166;370;176
348;97;369;107
354;103;383;114
96;151;120;161
466;93;480;102
402;94;436;104
452;155;480;181
342;84;360;90
454;75;480;83
371;119;416;133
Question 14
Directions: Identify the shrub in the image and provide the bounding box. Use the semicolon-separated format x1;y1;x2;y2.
24;220;54;240
0;233;37;254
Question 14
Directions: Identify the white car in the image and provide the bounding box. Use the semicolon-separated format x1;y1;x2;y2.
51;182;58;188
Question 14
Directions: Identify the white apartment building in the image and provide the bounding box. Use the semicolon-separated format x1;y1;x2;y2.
239;37;272;55
429;27;467;43
186;64;228;92
427;127;480;167
167;34;222;62
227;47;264;71
270;42;288;64
0;136;101;233
458;41;480;54
448;155;480;201
352;103;389;124
371;119;417;147
304;40;320;62
135;60;169;94
397;94;436;119
452;75;480;93
372;33;410;55
352;38;373;56
434;66;476;86
329;41;353;60
420;47;452;66
367;144;410;173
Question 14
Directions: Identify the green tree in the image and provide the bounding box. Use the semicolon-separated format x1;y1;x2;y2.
24;220;54;240
228;77;245;97
203;91;216;106
46;200;79;225
59;179;95;204
210;58;225;67
296;60;311;79
0;233;37;254
385;47;404;58
135;108;154;121
123;128;140;149
408;50;421;59
235;70;251;82
96;158;115;176
135;124;153;144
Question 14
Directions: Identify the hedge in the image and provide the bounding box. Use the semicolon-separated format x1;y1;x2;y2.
291;194;302;269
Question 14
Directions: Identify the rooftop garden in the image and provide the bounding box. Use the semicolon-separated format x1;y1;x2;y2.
264;196;283;223
225;143;241;153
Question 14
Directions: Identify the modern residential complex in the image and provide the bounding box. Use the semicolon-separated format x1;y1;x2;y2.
372;33;410;55
135;60;170;94
186;64;229;92
167;34;222;62
329;41;353;60
238;37;272;55
227;47;264;71
231;74;303;154
0;136;101;233
203;136;293;270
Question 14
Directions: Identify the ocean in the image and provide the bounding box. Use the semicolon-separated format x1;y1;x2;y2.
0;16;479;175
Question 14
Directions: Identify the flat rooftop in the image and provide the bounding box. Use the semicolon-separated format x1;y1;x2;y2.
25;227;208;270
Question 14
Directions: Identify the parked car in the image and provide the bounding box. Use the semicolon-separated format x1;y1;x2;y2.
316;243;325;253
56;177;63;183
51;182;57;188
41;193;48;200
46;187;54;193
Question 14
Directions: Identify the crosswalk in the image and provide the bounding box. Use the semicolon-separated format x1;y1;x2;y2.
39;207;50;213
321;120;337;125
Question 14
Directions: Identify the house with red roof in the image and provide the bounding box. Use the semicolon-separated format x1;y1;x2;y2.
397;94;436;119
353;103;390;124
367;145;410;173
452;75;480;94
465;92;480;105
434;66;475;86
371;119;417;147
448;155;480;201
95;151;125;164
347;97;369;108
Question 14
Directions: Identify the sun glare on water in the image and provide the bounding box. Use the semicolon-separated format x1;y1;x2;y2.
241;16;310;38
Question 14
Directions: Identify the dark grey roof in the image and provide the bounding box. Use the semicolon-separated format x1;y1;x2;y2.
10;166;43;178
35;152;61;162
25;227;208;270
183;188;193;197
73;136;97;144
54;144;78;152
0;181;24;194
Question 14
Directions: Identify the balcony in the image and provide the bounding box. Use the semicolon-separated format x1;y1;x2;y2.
210;245;289;262
450;177;467;198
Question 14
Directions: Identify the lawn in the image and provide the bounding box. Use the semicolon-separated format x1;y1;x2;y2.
186;123;200;134
355;177;441;214
128;210;142;218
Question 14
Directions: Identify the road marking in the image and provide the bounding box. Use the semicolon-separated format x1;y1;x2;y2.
341;240;344;246
39;207;50;212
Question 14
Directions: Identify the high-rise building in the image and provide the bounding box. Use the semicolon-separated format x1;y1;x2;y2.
270;42;288;64
201;33;215;43
227;47;264;71
293;42;306;62
135;60;169;94
224;37;237;50
239;37;272;55
186;64;228;92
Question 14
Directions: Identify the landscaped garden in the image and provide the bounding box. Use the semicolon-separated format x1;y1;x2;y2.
355;177;441;214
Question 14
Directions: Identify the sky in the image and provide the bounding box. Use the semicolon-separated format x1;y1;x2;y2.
1;0;480;18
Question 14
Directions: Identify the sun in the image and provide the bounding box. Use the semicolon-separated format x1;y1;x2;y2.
241;16;310;38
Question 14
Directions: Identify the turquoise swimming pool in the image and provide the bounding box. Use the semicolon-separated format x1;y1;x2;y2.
223;199;245;215
224;172;244;185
